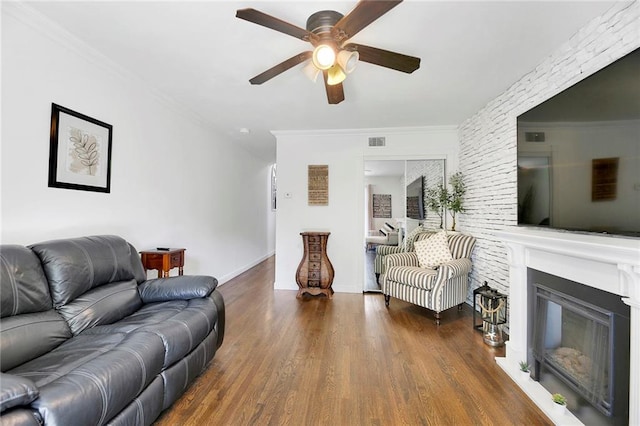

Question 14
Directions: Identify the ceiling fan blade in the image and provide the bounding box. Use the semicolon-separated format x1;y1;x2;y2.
322;71;345;104
236;8;317;43
332;0;402;41
345;43;420;73
249;52;312;85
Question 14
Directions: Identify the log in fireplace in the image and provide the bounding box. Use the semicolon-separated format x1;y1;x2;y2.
530;269;630;425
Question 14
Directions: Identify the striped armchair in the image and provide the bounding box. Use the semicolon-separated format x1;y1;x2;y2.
373;229;434;281
381;233;476;325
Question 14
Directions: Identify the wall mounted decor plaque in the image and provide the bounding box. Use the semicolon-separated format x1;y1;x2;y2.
308;165;328;206
592;157;618;201
48;103;113;193
373;194;392;218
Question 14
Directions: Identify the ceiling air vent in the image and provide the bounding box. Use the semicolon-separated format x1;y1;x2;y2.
368;137;386;147
525;132;545;142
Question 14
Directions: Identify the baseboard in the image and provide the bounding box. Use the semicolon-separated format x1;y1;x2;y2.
217;251;275;286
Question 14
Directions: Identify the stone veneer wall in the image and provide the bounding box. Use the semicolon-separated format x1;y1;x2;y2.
458;2;640;306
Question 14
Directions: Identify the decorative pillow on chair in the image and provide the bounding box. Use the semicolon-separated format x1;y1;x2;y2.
414;232;453;268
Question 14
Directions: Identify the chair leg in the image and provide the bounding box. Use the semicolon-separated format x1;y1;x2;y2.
434;312;441;325
384;295;390;307
457;303;463;310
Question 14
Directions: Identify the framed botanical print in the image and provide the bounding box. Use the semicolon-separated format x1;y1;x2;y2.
48;103;113;193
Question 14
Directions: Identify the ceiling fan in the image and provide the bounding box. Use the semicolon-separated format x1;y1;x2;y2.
236;0;420;105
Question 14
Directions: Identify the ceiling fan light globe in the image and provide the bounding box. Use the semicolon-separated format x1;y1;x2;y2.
337;50;359;74
327;65;346;86
312;44;335;70
302;61;320;82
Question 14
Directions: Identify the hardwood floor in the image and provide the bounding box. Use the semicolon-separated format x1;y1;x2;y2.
155;256;551;425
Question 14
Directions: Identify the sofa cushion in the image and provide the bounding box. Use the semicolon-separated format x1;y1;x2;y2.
386;266;437;291
83;298;218;368
57;279;142;335
9;332;164;425
414;232;453;268
29;235;136;307
1;245;52;317
0;373;39;413
0;408;41;426
0;310;72;371
105;376;164;426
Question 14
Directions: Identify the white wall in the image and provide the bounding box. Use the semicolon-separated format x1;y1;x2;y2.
458;1;639;299
274;127;458;293
1;3;276;283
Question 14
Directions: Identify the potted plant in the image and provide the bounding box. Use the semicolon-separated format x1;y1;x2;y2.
446;172;466;231
551;393;567;416
518;360;531;382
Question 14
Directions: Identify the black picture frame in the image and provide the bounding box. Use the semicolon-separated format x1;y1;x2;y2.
48;103;113;193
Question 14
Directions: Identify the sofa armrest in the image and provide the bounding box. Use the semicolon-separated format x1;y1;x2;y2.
376;245;404;256
0;374;39;413
138;275;218;303
384;252;419;269
436;258;472;281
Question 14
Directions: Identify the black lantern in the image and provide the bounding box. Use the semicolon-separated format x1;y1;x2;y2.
473;282;507;347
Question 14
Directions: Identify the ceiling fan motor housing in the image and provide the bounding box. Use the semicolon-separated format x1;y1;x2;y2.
306;10;343;35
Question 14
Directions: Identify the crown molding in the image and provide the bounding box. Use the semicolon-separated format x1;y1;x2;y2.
271;125;459;138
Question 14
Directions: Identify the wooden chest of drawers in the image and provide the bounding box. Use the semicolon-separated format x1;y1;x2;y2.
295;232;334;299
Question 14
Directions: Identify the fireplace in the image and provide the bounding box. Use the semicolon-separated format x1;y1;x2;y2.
494;228;640;425
530;270;630;424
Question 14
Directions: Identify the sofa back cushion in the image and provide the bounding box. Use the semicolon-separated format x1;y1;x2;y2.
58;279;142;335
128;243;147;284
1;245;52;317
447;234;476;259
1;245;72;371
30;235;137;306
29;235;143;335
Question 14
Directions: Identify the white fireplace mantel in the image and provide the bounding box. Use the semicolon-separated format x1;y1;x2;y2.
494;227;640;425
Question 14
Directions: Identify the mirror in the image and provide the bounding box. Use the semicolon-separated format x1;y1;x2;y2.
363;159;445;292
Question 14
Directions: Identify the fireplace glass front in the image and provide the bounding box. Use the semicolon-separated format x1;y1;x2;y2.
529;270;630;425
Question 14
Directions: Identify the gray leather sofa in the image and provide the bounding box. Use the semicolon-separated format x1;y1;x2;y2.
0;235;225;426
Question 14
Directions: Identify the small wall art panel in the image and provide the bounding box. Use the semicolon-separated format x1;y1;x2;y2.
372;194;392;218
308;165;328;206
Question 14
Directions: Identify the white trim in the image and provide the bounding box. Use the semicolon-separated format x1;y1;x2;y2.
271;125;459;138
495;226;640;425
217;251;275;286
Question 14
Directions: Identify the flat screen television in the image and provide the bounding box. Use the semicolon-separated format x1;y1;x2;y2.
406;176;425;220
517;47;640;238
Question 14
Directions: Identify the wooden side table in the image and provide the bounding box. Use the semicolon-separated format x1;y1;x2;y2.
295;232;334;299
140;248;185;278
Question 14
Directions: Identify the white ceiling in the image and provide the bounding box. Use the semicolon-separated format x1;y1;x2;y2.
26;0;618;163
